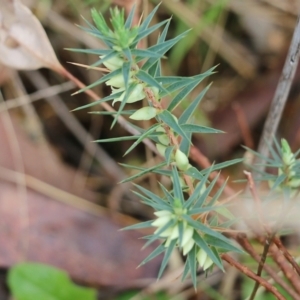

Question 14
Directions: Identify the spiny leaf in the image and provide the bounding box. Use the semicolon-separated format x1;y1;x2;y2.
93;136;139;143
158;239;177;279
182;124;223;134
188;246;197;289
124;4;136;29
73;68;122;95
172;166;185;205
158;110;190;142
136;69;169;94
193;232;224;271
121;220;154;231
72;90;124;111
139;244;165;267
124;124;160;156
135;19;170;42
120;162;168;183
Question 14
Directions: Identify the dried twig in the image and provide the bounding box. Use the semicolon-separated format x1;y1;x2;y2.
236;233;300;300
274;237;300;277
221;254;285;300
256;12;300;172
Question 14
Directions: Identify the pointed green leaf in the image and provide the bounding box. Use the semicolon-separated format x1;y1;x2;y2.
179;131;192;156
201;158;244;173
138;3;161;33
65;48;111;55
172;166;185;205
167;80;201;111
204;235;243;253
74;68;122;95
120;162;168;183
158;183;174;205
94;136;139;143
134;183;172;210
165;146;175;165
131;49;162;59
122;61;131;89
124;4;136;29
179;83;212;124
181;259;190;281
184;168;211;209
136;70;169;94
193;232;224;271
72;90;124;111
182;124;223;134
122;220;154;231
158;110;190;142
182;215;232;246
139;244;165;267
188;246;197;289
184;166;205;181
135;19;169;41
158;239;177;279
124;124;160;156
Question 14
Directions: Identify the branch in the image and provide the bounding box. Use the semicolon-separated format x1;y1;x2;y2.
273;237;300;277
256;12;300;172
221;254;286;300
236;233;300;300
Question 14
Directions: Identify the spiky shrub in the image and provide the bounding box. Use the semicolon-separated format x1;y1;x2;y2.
69;5;243;287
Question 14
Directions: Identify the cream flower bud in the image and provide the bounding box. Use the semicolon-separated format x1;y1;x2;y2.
106;74;126;87
203;256;213;270
197;248;207;267
156;126;169;146
288;178;300;188
169;225;179;240
154;210;172;217
283;152;295;166
182;238;195;255
113;84;145;105
152;215;172;228
181;225;194;248
175;149;189;171
130;107;158;121
156;144;167;157
156;227;173;237
151;86;160;98
100;55;123;71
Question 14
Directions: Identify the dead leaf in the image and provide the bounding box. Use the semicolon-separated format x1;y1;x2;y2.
0;180;161;287
0;0;62;71
0;112;161;286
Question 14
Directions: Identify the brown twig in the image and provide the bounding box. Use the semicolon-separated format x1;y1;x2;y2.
266;239;300;295
221;253;285;300
256;12;300;172
236;233;300;300
274;237;300;277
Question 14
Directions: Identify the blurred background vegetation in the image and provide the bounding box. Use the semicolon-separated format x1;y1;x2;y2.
1;0;300;299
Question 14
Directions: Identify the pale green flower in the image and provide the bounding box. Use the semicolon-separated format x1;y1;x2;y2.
112;83;145;105
106;74;126;87
197;248;214;270
182;238;195;255
130;106;157;121
156;126;169;146
175;149;189;171
100;55;124;71
156;144;167;157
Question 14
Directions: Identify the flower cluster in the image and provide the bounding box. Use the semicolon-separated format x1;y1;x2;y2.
267;139;300;191
152;209;213;270
281;139;300;189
